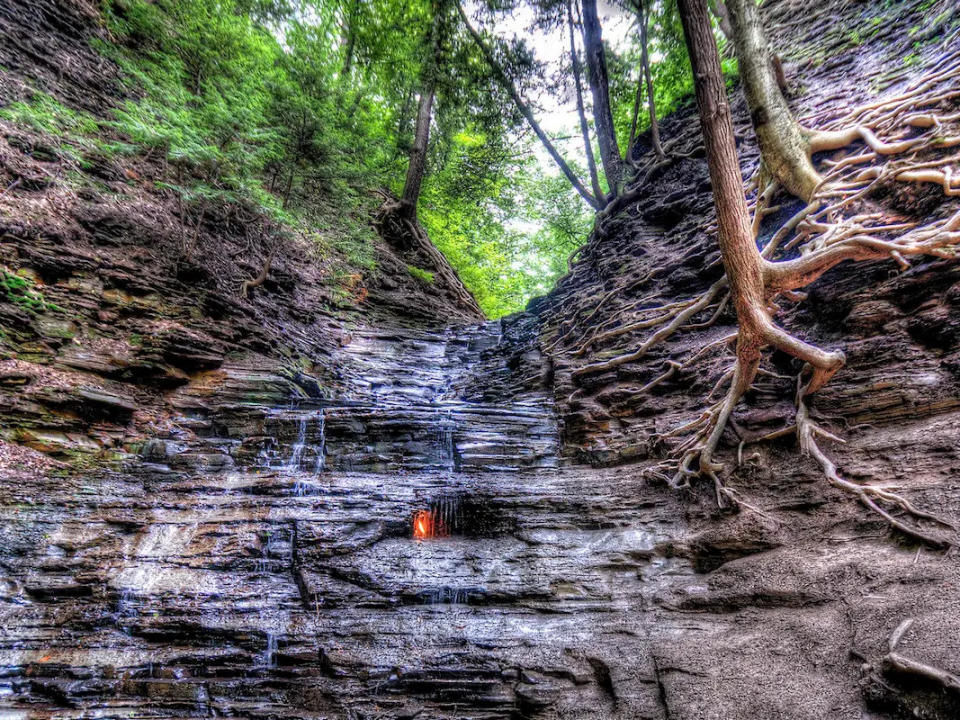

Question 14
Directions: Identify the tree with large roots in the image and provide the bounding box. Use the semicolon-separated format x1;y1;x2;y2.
725;0;955;207
630;0;960;545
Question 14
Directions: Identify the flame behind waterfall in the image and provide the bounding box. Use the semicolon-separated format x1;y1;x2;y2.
412;497;466;539
412;509;445;540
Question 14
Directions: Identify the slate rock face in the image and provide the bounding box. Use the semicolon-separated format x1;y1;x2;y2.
0;0;124;112
2;0;960;718
0;320;678;718
2;317;959;720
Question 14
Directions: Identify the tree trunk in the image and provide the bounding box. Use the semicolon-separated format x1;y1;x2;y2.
282;166;295;209
393;81;414;160
341;0;360;79
399;5;443;220
637;0;664;159
457;2;600;209
580;0;625;194
628;73;643;152
677;0;847;472
677;0;766;402
567;0;604;203
726;0;819;200
708;0;734;45
399;87;434;219
672;0;950;541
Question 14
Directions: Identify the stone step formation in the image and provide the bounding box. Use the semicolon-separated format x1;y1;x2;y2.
0;318;692;719
160;321;560;475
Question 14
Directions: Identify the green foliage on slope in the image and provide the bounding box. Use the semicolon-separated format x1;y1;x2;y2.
87;0;586;316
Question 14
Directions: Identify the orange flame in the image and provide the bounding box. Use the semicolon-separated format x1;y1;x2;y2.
412;509;447;540
413;510;431;539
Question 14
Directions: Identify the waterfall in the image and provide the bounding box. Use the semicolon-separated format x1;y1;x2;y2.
435;408;455;470
285;415;308;472
314;410;325;474
261;632;277;668
422;585;474;605
292;410;325;496
265;407;326;497
257;531;272;574
434;495;461;535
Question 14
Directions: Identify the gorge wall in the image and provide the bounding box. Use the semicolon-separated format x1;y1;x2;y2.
0;0;486;463
1;0;960;718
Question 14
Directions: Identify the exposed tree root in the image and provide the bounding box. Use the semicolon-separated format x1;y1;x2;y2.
795;381;955;547
878;618;960;694
735;12;960;204
883;653;960;694
562;50;960;366
240;248;275;298
571;277;728;377
621;49;960;543
791;49;960;202
648;352;955;545
545;269;660;353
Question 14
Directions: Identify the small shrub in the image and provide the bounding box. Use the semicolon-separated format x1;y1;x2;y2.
0;93;99;138
406;265;435;285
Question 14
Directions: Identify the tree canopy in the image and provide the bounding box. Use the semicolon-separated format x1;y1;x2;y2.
25;0;723;317
0;0;737;315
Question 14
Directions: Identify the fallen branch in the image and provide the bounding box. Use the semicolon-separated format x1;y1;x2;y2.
882;653;960;694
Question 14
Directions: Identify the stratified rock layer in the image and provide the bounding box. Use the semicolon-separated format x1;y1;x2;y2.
2;0;960;718
2;317;959;719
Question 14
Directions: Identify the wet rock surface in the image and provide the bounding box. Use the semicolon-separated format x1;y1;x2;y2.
0;320;679;719
2;0;960;718
2;318;960;719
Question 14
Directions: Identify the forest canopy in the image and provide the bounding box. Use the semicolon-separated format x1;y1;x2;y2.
3;0;722;317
